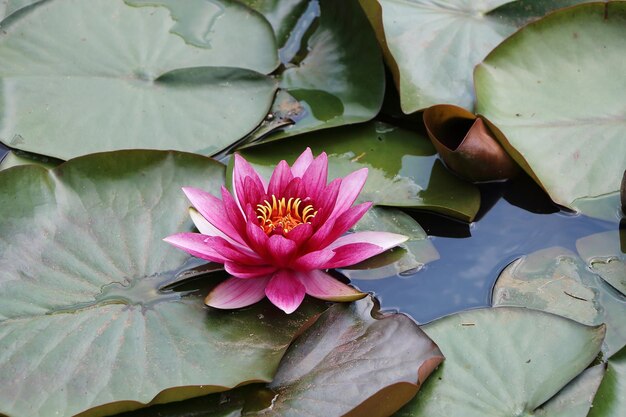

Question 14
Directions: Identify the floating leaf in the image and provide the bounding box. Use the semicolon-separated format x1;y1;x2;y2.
534;364;605;417
230;122;481;222
577;231;626;297
359;0;591;113
493;247;626;357
475;2;626;213
588;346;626;417
341;206;439;279
0;151;326;417
245;0;385;141
0;0;278;160
423;104;518;181
395;307;605;417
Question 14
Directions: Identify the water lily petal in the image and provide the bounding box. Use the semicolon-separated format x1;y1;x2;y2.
203;235;266;265
233;153;267;207
243;204;270;258
163;233;228;263
292;249;335;271
182;186;244;245
297;270;366;302
225;262;277;279
290;147;314;177
265;270;306;314
267;234;298;267
242;176;266;213
268;160;294;197
205;276;270;309
329;168;368;218
326;231;408;252
302;152;328;202
285;223;314;245
221;186;247;236
323;242;392;269
281;177;306;200
311;178;341;226
307;202;373;251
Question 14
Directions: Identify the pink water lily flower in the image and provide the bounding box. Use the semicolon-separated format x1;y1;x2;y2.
164;148;407;314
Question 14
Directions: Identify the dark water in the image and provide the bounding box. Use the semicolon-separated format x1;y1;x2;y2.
357;175;617;324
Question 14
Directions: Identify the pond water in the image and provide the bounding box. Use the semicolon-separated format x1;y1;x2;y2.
360;175;617;324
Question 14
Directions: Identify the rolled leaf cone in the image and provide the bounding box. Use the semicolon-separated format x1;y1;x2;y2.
423;104;519;182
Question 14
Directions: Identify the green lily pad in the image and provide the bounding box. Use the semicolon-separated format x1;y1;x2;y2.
577;231;626;296
359;0;591;113
534;364;605;417
244;0;385;141
0;0;42;20
395;307;605;417
0;150;326;417
230;122;481;222
0;0;279;160
114;296;444;417
341;206;439;279
492;247;626;357
588;346;626;417
475;2;626;213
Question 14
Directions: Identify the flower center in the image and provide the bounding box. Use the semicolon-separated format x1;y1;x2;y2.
256;195;317;235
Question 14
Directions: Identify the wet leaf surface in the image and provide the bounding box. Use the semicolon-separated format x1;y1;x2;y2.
0;150;326;417
475;2;626;214
394;307;605;417
577;231;626;297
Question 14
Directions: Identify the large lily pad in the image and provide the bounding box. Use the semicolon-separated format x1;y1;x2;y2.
0;0;42;20
0;151;326;417
395;307;605;417
112;296;444;417
475;2;626;213
588;346;626;417
359;0;590;113
493;247;626;357
341;206;439;279
229;122;481;222
0;0;279;160
243;0;385;141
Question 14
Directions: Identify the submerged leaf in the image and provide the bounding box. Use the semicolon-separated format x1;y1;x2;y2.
423;104;519;182
0;150;326;417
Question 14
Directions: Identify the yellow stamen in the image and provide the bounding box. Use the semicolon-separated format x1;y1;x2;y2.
256;195;317;235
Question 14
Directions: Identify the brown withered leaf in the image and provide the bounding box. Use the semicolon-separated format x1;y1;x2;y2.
423;104;519;182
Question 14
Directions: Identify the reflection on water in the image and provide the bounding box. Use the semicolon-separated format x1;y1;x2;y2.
358;176;617;324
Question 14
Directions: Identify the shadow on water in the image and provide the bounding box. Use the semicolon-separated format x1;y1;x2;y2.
358;173;617;324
